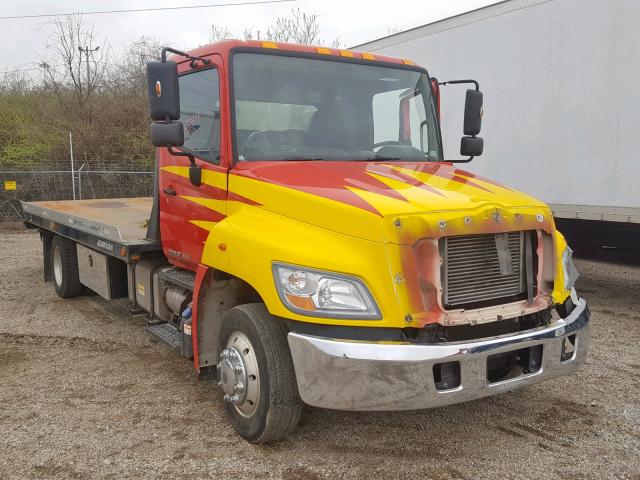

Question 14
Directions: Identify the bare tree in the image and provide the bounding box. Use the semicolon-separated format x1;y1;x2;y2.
243;9;336;46
41;14;110;112
242;27;256;40
210;24;233;43
108;36;164;94
0;70;33;95
329;37;343;49
266;9;320;44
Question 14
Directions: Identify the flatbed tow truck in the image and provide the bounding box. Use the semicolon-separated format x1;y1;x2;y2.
22;40;589;443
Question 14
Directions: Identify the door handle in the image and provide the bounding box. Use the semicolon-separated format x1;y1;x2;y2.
163;187;176;196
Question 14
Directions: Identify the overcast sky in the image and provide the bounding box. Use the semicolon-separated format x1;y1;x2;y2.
1;0;497;75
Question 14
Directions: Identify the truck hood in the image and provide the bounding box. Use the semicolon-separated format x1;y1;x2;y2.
229;161;554;243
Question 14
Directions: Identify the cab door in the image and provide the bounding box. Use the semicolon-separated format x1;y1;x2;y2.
158;55;229;270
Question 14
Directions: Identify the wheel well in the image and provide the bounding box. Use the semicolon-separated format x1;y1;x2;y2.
195;269;263;370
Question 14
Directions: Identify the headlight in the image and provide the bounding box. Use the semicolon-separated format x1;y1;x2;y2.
561;246;580;291
272;263;381;319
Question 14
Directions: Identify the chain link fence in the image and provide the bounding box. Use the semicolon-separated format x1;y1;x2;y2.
0;170;155;222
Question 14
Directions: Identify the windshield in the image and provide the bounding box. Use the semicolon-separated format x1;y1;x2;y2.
232;52;442;162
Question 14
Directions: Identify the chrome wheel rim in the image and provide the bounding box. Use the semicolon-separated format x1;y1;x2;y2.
218;331;260;418
53;244;63;287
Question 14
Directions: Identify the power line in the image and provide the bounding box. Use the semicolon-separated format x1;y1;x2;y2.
1;63;73;75
0;0;296;21
2;59;166;76
1;66;42;75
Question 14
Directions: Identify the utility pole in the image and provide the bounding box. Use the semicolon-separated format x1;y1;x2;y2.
69;131;76;200
78;45;99;124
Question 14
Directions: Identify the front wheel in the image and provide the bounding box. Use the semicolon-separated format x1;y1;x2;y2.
217;303;302;443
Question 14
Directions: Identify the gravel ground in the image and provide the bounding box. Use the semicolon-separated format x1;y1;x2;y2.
0;230;638;480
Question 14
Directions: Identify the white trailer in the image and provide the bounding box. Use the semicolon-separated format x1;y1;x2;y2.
355;0;640;228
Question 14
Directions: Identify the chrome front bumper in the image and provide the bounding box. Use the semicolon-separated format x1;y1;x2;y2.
287;298;590;411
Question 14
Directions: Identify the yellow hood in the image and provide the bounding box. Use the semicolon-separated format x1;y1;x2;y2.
228;161;554;243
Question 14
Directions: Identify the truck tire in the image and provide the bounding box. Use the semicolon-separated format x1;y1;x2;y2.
217;303;302;443
51;236;83;298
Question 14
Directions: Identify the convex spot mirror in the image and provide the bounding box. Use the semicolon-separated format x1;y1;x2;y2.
150;121;184;147
460;136;484;157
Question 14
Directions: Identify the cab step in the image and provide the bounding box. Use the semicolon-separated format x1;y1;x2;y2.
158;266;195;291
146;322;182;351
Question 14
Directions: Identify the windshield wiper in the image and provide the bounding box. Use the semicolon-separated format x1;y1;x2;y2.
282;157;325;161
373;155;403;161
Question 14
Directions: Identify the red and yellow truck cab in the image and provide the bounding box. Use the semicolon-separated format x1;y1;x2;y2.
23;40;589;443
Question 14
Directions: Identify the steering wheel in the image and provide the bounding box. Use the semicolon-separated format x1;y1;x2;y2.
240;130;271;158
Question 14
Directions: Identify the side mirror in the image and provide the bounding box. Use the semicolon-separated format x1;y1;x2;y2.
460;136;484;157
150;121;184;147
461;89;483;158
147;60;184;148
436;79;484;162
146;61;180;121
147;50;202;188
463;89;483;136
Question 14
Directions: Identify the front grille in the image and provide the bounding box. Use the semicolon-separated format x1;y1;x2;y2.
442;232;525;308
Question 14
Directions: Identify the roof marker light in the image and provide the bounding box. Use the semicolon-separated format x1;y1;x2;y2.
361;52;376;60
339;50;355;57
260;41;278;49
402;59;416;65
316;47;333;55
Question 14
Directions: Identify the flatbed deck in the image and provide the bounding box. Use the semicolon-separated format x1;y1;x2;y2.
22;197;161;261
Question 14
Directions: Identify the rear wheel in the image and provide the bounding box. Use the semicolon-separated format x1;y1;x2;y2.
218;303;302;443
51;236;83;298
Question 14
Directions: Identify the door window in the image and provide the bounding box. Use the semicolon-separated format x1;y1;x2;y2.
179;68;221;163
372;88;440;159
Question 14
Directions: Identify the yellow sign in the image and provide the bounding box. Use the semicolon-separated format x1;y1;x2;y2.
4;180;16;191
